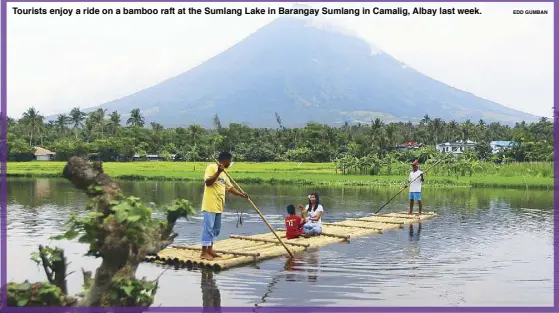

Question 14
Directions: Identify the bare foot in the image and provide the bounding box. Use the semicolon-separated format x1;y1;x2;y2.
200;253;214;261
302;233;310;238
210;251;221;258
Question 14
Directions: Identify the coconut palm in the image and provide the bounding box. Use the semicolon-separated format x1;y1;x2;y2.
107;111;121;136
55;114;70;136
69;107;86;139
127;109;145;128
21;107;45;146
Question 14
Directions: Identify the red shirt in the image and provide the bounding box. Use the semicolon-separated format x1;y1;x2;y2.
285;215;304;239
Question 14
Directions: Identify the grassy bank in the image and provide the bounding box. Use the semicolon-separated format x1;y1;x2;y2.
6;161;554;189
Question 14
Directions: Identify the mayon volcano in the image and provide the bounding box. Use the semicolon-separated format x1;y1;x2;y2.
83;14;538;128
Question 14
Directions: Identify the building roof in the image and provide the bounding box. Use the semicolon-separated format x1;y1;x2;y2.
437;140;477;146
490;141;512;147
34;147;56;156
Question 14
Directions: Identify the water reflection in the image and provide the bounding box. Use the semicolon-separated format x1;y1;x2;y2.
406;222;422;259
5;178;554;307
256;251;322;306
408;222;421;242
201;270;221;313
306;251;320;283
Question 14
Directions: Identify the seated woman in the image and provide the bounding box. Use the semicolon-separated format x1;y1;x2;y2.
297;193;324;237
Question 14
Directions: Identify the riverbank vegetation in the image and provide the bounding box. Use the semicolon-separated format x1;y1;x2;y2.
5;107;553;188
6;107;553;163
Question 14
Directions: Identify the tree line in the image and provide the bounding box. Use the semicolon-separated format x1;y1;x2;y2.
5;106;554;165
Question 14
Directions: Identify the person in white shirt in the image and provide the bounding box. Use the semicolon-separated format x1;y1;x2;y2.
297;193;324;237
404;161;424;216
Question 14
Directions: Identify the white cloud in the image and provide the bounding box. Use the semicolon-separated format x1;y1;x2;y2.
6;2;554;119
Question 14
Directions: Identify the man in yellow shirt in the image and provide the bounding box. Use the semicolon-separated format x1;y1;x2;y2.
200;152;248;260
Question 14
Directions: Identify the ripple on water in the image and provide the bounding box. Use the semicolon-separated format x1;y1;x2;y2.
5;179;554;306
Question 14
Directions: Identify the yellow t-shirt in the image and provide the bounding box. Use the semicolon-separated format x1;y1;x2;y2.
201;164;232;213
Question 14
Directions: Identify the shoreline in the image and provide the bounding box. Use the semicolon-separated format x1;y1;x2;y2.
6;161;553;190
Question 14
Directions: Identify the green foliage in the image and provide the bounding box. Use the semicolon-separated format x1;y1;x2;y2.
11;169;196;307
50;192;195;256
6;281;69;306
6;133;34;161
164;199;196;223
30;246;64;267
5;107;553;164
100;276;157;307
474;141;493;161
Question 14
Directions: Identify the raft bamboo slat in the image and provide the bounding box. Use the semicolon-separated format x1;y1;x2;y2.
145;211;437;271
352;217;406;225
170;245;260;257
321;222;383;232
274;228;351;240
230;235;311;248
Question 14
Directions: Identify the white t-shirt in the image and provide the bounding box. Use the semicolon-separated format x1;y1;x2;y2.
305;204;324;224
408;170;424;193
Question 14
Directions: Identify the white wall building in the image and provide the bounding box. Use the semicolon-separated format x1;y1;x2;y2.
436;140;477;155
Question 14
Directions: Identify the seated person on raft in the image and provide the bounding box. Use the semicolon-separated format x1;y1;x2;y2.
297;193;324;238
285;204;305;240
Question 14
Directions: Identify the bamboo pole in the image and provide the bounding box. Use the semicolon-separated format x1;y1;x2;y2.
230;235;310;248
274;228;350;240
170;245;260;258
212;157;295;258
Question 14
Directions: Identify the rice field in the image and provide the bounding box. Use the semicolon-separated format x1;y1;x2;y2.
6;161;553;189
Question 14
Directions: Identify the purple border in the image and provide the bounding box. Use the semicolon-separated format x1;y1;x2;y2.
1;0;7;308
0;306;555;313
0;0;556;313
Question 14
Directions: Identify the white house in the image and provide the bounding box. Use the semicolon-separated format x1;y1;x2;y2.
490;141;514;154
34;147;56;161
436;140;477;155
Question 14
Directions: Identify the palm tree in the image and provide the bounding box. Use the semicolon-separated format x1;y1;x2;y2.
447;120;460;142
127;109;145;128
21;107;45;146
94;108;107;138
420;114;431;126
69;107;86;139
150;122;164;133
430;118;444;145
107;111;121;136
55;114;69;136
405;121;413;139
385;124;397;148
188;124;205;146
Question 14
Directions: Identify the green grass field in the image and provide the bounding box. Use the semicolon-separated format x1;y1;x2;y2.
6;161;554;189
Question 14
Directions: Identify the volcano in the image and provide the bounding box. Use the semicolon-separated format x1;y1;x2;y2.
80;14;538;127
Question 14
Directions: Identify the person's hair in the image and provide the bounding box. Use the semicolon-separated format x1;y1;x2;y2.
307;193;320;212
218;152;232;162
286;204;296;215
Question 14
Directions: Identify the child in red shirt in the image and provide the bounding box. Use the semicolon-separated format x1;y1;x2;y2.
285;204;305;239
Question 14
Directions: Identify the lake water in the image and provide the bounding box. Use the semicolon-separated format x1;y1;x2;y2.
4;178;554;307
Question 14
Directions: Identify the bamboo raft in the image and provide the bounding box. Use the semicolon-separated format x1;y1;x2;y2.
144;211;437;271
